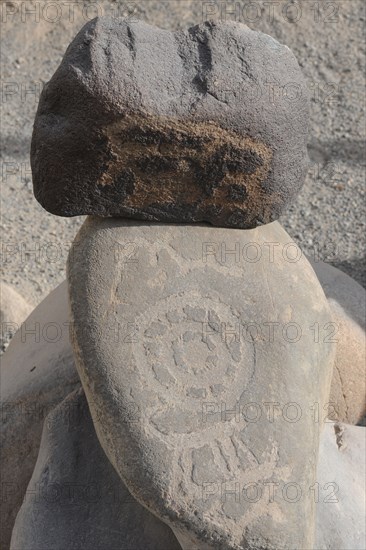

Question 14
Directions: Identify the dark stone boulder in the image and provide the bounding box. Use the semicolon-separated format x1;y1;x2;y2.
31;17;309;228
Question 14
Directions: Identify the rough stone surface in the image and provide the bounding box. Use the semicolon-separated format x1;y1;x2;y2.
10;388;181;550
0;281;79;550
0;283;32;352
310;260;366;425
32;17;309;229
315;422;366;549
68;217;335;550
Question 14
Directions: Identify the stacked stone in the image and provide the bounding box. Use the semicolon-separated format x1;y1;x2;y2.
3;16;365;550
31;18;309;228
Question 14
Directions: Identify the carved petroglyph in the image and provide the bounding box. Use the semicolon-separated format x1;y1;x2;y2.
98;112;276;227
68;219;335;549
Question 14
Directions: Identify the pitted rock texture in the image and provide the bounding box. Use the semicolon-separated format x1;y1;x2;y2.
68;218;335;550
10;388;181;550
31;17;309;228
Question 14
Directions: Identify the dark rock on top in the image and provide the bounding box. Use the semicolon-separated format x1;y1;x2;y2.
31;17;310;228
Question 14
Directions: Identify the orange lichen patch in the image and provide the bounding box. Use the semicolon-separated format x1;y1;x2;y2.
99;111;279;223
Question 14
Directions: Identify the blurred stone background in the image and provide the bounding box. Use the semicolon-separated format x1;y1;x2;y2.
1;0;365;306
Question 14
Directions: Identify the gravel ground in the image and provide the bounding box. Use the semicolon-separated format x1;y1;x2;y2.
1;0;365;306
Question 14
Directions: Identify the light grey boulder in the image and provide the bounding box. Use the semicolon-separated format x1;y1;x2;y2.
310;260;366;425
0;281;79;550
10;388;181;550
315;422;366;549
68;217;336;550
0;283;32;351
